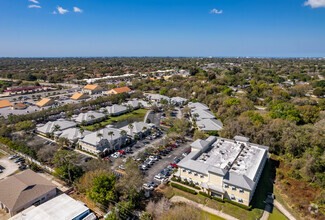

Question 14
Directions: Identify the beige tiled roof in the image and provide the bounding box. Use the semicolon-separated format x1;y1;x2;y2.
70;93;89;100
111;87;131;94
83;84;101;90
36;98;54;107
0;170;56;211
0;100;12;108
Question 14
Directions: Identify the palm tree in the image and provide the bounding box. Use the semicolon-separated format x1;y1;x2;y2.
142;126;147;138
120;130;127;147
79;128;84;135
108;131;115;150
128;123;134;137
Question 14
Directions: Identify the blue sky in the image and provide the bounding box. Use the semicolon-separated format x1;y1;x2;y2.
0;0;324;57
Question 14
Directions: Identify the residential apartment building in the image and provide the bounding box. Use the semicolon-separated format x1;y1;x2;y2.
79;127;126;154
177;136;269;206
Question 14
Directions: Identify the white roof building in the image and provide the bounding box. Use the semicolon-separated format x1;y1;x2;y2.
105;104;128;116
146;94;170;102
74;111;106;124
36;119;77;135
196;119;223;131
79;127;126;153
177;136;269;206
120;122;154;137
188;102;209;110
170;96;188;105
9;194;90;220
59;128;91;143
191;109;216;120
123;100;142;109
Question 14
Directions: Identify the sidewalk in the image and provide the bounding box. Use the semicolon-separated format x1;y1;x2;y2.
170;196;238;220
274;200;296;220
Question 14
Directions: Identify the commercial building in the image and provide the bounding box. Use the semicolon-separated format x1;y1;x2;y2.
0;170;57;216
79;127;126;154
82;84;102;95
0;100;12;108
71;92;90;100
176;136;269;206
9;194;90;220
106;86;131;95
36;98;55;108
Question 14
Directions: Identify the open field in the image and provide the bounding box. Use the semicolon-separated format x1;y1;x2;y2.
83;109;148;131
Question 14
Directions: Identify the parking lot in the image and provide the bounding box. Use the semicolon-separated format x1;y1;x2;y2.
0;155;19;180
144;139;191;183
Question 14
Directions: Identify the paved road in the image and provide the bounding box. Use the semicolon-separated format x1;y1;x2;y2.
170;196;238;220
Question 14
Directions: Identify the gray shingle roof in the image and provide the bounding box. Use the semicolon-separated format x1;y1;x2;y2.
197;119;223;131
36;119;76;134
223;172;255;191
106;104;128;115
75;111;106;123
80;127;123;147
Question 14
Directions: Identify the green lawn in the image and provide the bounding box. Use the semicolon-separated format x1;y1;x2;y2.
201;211;225;220
83;109;148;131
268;208;288;220
164;186;263;220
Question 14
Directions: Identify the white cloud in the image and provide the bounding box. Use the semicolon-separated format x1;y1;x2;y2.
28;5;41;8
73;7;83;13
210;9;223;14
57;6;69;14
304;0;325;8
28;0;39;4
52;11;57;15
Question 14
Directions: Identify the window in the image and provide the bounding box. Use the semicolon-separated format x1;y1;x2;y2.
200;174;204;178
194;172;198;176
232;186;236;191
239;189;244;193
238;198;243;203
230;194;235;200
224;184;229;188
182;169;186;172
188;170;192;174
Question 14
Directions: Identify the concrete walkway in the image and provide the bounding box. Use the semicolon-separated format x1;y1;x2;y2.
170;196;238;220
274;200;296;220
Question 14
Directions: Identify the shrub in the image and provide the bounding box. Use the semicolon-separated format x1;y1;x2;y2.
224;199;251;210
212;196;224;203
199;191;210;198
170;183;197;195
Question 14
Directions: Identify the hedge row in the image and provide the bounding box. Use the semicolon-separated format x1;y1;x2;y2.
171;176;201;190
224;199;252;210
212;196;225;203
199;191;210;198
170;183;197;195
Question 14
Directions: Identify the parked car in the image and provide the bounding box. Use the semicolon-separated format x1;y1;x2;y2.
19;165;26;170
14;157;24;163
148;181;158;188
8;155;18;160
143;183;154;191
